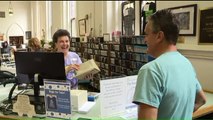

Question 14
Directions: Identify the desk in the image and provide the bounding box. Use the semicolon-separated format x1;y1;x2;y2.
0;84;129;120
1;84;213;120
193;92;213;119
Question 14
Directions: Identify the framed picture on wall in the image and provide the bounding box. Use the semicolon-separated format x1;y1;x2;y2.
103;33;110;42
25;31;32;40
0;11;5;18
169;4;197;36
139;1;156;35
78;19;86;36
121;1;135;36
199;8;213;44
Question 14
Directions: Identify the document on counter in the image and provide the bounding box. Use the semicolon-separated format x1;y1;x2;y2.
99;75;138;117
78;101;96;114
120;105;138;120
100;77;127;117
126;75;137;108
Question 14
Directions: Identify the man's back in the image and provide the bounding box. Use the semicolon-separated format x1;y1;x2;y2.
134;51;201;119
156;51;201;119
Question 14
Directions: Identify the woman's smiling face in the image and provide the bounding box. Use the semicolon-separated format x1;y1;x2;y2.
55;36;70;54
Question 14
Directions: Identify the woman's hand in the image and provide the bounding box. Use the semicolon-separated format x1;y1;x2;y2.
65;64;80;74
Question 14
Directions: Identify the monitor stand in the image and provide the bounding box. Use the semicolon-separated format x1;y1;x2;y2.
32;73;45;114
34;74;40;97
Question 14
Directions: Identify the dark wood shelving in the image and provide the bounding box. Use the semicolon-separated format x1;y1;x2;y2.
70;35;154;90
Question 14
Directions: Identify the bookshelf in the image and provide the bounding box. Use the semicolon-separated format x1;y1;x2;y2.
109;36;154;76
70;36;154;90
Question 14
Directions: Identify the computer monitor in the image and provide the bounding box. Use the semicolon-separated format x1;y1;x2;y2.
14;52;66;97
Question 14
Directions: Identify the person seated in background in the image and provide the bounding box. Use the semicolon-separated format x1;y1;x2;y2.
1;41;16;62
1;41;15;56
28;37;43;52
52;29;93;89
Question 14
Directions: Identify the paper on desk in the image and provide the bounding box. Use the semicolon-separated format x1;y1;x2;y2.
75;59;100;80
100;77;127;117
78;101;96;114
120;106;138;120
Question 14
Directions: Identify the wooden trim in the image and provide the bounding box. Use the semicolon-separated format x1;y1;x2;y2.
0;115;18;119
179;49;213;60
204;90;213;94
193;105;213;119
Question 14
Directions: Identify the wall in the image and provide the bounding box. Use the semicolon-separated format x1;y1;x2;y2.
157;1;213;92
78;1;140;37
94;1;103;36
31;1;43;40
0;1;31;44
31;1;67;41
76;1;123;37
76;1;95;36
51;1;63;35
179;50;213;92
157;1;213;51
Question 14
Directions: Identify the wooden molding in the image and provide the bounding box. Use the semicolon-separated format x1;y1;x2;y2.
193;105;213;119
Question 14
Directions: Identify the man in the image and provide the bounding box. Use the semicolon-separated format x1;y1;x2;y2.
133;9;206;120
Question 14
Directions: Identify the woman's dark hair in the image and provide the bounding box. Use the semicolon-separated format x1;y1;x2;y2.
149;9;180;45
52;29;71;44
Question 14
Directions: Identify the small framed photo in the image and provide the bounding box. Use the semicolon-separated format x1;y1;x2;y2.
169;4;197;36
121;1;135;36
103;33;110;42
25;31;32;39
78;19;86;36
0;11;5;18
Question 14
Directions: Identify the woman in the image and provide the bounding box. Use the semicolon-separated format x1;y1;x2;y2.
28;37;43;52
52;29;82;89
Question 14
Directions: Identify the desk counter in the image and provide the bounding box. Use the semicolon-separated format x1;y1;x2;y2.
0;84;213;120
0;84;128;120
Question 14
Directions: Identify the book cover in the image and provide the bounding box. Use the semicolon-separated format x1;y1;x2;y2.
44;80;72;119
75;59;100;80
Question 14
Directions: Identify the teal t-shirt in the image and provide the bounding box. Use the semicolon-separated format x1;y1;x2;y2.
133;51;201;120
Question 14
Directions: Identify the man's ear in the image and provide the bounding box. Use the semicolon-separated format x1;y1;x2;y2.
156;31;165;43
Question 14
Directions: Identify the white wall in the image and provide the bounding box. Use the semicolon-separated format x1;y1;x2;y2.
75;1;124;37
179;50;213;92
0;1;31;44
94;1;103;36
75;1;140;37
51;1;63;35
76;1;95;36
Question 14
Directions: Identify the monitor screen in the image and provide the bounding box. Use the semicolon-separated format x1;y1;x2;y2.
14;52;66;85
